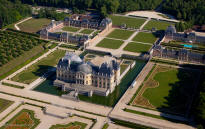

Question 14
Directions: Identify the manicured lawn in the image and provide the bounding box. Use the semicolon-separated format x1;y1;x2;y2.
120;64;128;75
0;98;14;113
49;121;87;129
132;65;197;115
62;26;81;32
18;18;51;33
80;29;94;34
107;29;134;40
11;50;66;84
132;32;158;44
143;20;174;30
1;109;40;129
109;15;146;28
123;42;152;53
96;38;124;49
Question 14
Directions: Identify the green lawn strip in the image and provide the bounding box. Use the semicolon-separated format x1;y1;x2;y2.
1;109;40;129
143;20;174;30
123;42;152;53
96;38;124;49
109;15;146;29
120;64;129;75
0;46;49;80
143;66;196;115
80;29;94;34
0;91;51;104
62;26;80;32
111;118;154;129
132;32;157;44
49;121;87;129
59;44;79;50
11;50;66;84
123;108;187;123
102;123;109;129
18;18;51;33
73;114;97;129
0;98;14;113
150;58;179;66
2;82;24;89
107;29;134;40
128;65;156;105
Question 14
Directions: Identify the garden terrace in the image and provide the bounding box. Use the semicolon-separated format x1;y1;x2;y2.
143;20;174;31
107;29;134;40
0;109;40;129
132;32;158;44
96;38;124;49
131;64;198;115
11;50;66;84
80;29;95;34
18;18;51;33
109;15;146;29
0;98;14;113
0;30;48;79
123;42;152;53
49;121;87;129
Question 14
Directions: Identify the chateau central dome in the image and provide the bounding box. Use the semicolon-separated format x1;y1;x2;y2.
77;63;92;74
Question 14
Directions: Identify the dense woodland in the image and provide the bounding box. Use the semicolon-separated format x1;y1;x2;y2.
162;0;205;26
0;0;31;28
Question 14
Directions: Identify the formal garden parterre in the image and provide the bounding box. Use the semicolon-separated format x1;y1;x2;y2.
123;42;152;53
107;29;134;40
0;98;14;113
79;29;95;35
132;32;158;44
130;64;198;115
62;26;81;32
0;109;40;129
11;50;66;84
96;38;124;49
143;20;174;31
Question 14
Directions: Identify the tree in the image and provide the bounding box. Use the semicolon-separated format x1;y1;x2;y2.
100;6;108;18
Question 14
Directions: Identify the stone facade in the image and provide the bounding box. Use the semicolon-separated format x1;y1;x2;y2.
152;45;205;64
54;52;121;96
165;25;205;43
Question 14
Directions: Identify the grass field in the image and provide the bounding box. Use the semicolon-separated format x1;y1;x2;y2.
49;121;87;129
80;29;94;34
18;18;51;33
132;32;158;44
62;26;81;32
109;15;146;28
11;50;66;84
1;109;40;129
120;64;129;75
143;20;174;30
96;38;124;49
131;65;198;115
123;42;152;53
107;29;134;40
0;98;14;113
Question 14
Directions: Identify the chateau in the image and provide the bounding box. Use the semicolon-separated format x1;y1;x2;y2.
40;14;112;47
54;52;120;96
165;25;205;43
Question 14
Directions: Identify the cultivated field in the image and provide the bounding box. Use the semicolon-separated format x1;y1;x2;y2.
109;15;146;28
0;98;14;113
11;50;66;84
62;26;81;32
80;29;94;34
49;121;87;129
131;64;198;115
123;42;152;53
1;109;40;129
143;20;174;30
96;38;124;49
132;32;158;44
107;29;134;40
18;18;51;33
